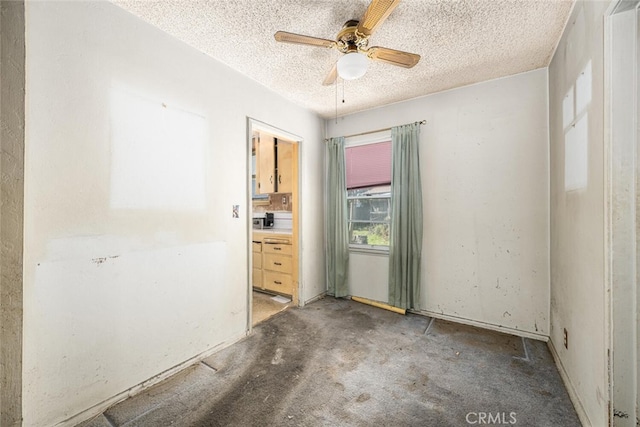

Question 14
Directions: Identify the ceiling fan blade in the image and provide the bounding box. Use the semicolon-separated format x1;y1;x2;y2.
322;63;338;86
357;0;401;36
274;31;336;48
367;46;420;68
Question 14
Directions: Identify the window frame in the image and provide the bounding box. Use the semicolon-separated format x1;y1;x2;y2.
344;132;392;254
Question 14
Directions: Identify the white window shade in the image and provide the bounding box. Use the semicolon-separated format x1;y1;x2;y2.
345;141;391;189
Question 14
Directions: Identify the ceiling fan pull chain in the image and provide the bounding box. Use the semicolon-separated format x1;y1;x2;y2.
342;79;345;104
335;76;338;124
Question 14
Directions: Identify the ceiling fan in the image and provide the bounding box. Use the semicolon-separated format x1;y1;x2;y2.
274;0;420;86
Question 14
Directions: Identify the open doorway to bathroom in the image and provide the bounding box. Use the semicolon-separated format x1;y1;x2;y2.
247;118;301;328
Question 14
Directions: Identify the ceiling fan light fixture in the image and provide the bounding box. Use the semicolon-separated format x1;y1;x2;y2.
337;52;369;80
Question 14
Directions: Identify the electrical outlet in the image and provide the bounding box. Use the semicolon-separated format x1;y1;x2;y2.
563;328;568;349
282;196;287;205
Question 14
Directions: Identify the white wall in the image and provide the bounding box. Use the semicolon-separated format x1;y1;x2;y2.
326;69;550;338
348;252;389;304
609;6;639;424
548;1;611;426
300;127;326;304
23;2;324;425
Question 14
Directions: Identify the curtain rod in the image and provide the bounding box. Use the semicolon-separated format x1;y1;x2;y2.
324;120;427;141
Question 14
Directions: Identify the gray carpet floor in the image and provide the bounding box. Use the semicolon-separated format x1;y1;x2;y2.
80;297;580;426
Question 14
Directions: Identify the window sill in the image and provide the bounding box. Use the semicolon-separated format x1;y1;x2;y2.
348;245;389;256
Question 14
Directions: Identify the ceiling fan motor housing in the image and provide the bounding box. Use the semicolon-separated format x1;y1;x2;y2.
336;20;369;53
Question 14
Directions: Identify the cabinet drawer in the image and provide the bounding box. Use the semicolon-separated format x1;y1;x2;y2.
252;268;262;288
252;242;262;252
253;251;262;269
263;271;292;295
263;253;292;274
263;243;292;255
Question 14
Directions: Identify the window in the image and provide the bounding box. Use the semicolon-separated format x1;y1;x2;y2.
346;140;391;250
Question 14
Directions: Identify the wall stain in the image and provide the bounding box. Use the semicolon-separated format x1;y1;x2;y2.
91;255;120;265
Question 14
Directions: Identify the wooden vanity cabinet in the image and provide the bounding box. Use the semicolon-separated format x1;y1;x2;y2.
257;133;276;194
255;131;293;194
276;142;293;194
252;241;263;290
252;233;293;296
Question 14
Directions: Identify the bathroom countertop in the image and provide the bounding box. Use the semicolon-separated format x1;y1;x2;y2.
253;228;292;235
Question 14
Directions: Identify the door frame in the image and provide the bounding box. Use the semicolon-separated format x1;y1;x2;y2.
246;117;303;332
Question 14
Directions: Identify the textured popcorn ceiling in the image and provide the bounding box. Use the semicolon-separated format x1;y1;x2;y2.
114;0;574;118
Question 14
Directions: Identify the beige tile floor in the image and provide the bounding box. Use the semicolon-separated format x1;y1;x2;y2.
252;290;290;326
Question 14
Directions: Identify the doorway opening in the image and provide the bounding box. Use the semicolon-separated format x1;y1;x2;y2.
247;118;301;329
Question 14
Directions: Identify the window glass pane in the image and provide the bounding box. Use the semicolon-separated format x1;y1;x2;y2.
347;185;390;247
347;198;390;222
349;222;390;246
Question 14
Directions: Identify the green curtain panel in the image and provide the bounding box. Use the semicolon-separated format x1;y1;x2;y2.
325;137;349;297
388;123;424;309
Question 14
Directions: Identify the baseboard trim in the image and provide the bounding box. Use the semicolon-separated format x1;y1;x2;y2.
547;339;593;426
55;330;248;427
303;291;327;306
413;309;549;341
